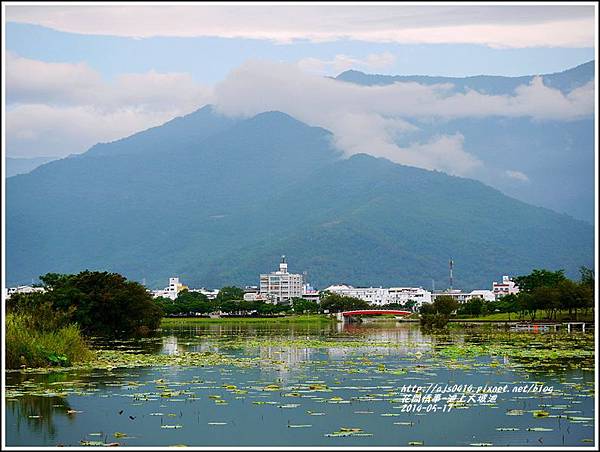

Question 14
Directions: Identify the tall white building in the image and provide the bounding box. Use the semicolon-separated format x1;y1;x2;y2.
151;277;188;300
492;276;520;300
260;256;303;304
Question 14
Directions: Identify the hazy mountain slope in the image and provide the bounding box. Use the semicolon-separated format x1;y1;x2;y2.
6;108;341;286
6;156;58;177
334;61;595;223
6;107;593;290
197;154;593;289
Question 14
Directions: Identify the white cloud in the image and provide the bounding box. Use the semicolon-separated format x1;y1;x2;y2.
6;104;189;158
6;5;595;48
6;55;594;178
6;53;213;157
6;53;211;112
298;52;396;75
212;60;593;176
505;170;530;182
6;52;103;105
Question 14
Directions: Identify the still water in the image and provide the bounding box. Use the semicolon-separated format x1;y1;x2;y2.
5;321;595;447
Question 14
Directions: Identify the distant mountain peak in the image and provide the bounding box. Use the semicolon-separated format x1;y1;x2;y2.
6;102;593;289
335;60;595;82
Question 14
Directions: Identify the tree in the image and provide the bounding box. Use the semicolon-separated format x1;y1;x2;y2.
291;298;319;314
513;269;567;293
556;279;592;320
319;292;370;313
496;293;519;321
154;296;180;316
433;296;459;317
37;270;163;336
531;286;560;320
419;302;448;329
579;266;594;289
419;296;459;329
515;292;537;321
173;290;211;315
216;286;245;303
403;299;419;312
458;297;484;317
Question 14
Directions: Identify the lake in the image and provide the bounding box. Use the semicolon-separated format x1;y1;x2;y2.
4;319;595;447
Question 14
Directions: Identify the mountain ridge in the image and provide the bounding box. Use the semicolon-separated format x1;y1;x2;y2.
334;61;595;223
335;60;595;94
6;106;593;290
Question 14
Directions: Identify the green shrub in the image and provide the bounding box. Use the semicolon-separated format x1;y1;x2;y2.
5;313;93;369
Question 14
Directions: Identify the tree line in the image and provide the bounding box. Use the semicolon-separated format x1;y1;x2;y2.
456;267;594;321
421;267;595;328
155;289;421;317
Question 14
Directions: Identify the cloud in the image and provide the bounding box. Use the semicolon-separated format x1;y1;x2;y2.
6;104;194;158
212;60;593;176
505;170;530;182
6;55;594;178
6;53;213;157
6;52;103;106
297;52;396;75
6;53;210;112
6;5;595;48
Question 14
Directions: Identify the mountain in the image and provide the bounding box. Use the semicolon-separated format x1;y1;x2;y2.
6;106;594;291
335;61;595;95
6;156;58;177
335;62;595;223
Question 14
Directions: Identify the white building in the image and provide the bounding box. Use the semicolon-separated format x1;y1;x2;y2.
259;256;303;304
468;290;496;302
188;288;219;300
301;284;320;303
325;284;431;308
151;277;188;300
5;285;46;299
387;287;432;306
243;291;270;302
431;289;495;304
492;276;520;300
325;285;388;305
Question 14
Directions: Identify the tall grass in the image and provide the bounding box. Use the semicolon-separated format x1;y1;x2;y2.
6;313;93;369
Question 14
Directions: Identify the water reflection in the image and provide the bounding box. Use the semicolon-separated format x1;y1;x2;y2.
5;320;595;447
7;395;73;442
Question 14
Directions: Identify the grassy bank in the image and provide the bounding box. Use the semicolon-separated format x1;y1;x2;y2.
454;310;594;322
5;313;93;369
161;314;334;325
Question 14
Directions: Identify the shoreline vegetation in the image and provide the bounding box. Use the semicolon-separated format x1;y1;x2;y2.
6;326;594;376
6;312;93;369
5;268;594;370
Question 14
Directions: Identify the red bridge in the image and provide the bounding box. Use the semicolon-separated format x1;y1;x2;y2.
336;309;412;322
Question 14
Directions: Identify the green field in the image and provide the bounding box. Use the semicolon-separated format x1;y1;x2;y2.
454;310;594;322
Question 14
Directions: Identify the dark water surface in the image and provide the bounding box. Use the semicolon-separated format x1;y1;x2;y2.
5;321;595;447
